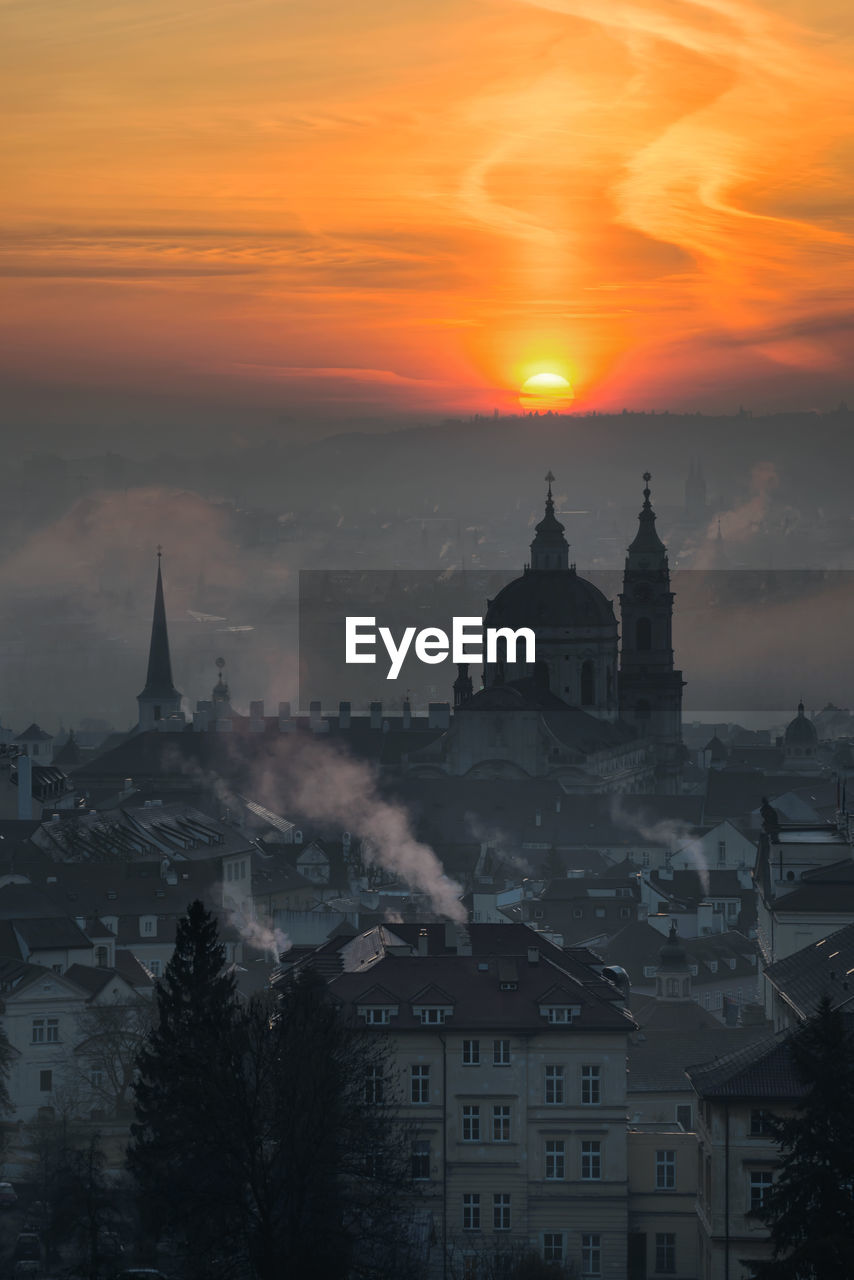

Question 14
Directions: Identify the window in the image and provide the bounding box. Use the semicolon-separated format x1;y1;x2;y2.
52;963;62;975
543;1234;564;1264
419;1007;449;1024
581;1140;601;1180
493;1039;510;1066
545;1065;565;1104
411;1065;430;1104
545;1140;565;1180
655;1233;676;1274
365;1065;384;1105
750;1170;774;1210
581;660;595;706
90;1069;104;1089
544;1005;578;1023
143;919;155;935
676;1104;693;1132
95;946;108;967
46;1018;59;1043
581;1064;601;1105
411;1139;430;1180
149;959;161;977
39;1069;52;1093
365;1008;391;1025
656;1149;676;1189
750;1109;774;1136
492;1105;510;1143
462;1193;480;1231
582;1233;602;1276
32;1019;45;1044
462;1039;480;1066
493;1193;511;1231
462;1105;481;1142
717;840;726;865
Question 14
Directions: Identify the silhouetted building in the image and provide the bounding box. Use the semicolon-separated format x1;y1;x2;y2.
137;552;183;731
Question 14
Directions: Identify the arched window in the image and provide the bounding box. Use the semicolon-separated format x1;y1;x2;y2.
636;618;652;650
580;660;595;706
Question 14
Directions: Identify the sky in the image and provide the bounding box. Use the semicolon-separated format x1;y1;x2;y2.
2;0;854;424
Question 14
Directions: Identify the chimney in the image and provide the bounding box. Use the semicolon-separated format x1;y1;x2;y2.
17;753;33;821
339;701;351;729
428;702;450;729
309;701;324;732
402;699;412;730
527;946;540;965
417;927;429;957
370;702;382;730
250;700;265;733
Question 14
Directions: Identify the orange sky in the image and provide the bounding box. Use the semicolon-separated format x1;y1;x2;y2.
2;0;853;419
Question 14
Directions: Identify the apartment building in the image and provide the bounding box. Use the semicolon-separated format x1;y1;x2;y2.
326;929;635;1279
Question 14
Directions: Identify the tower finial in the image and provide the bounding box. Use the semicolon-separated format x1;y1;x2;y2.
156;544;162;560
545;469;555;501
642;472;652;506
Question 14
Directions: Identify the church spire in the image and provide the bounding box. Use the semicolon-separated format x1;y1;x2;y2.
137;550;182;729
626;471;667;563
529;470;570;571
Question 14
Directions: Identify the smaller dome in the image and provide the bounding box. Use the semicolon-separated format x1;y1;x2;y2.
657;922;689;974
784;703;817;746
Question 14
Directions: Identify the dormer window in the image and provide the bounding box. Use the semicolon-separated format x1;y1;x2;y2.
499;981;518;992
365;1008;392;1025
541;1005;581;1024
417;1006;450;1025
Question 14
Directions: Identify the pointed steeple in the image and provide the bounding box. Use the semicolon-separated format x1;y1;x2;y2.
137;551;182;729
626;471;667;564
529;470;570;571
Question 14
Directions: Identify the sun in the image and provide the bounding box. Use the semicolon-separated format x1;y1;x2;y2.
518;370;574;411
522;372;572;391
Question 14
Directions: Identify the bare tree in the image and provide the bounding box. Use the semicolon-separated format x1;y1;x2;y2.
75;996;153;1118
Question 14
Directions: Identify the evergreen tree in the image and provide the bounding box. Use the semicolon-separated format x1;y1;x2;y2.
749;997;854;1279
240;965;417;1280
128;899;245;1277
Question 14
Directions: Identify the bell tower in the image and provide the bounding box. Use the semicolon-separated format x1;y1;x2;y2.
618;474;684;792
137;550;183;730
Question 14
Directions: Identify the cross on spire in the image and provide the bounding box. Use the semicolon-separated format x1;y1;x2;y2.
545;469;555;498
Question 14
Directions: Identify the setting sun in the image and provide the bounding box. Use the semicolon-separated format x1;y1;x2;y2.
519;370;575;411
522;373;572;391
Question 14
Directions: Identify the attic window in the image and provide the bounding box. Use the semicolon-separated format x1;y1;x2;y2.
541;1005;581;1024
416;1006;451;1025
499;981;518;992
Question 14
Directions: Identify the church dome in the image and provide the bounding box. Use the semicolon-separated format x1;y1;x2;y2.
485;568;616;631
657;922;689;974
784;703;817;746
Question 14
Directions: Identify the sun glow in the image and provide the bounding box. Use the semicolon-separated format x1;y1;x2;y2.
519;370;575;411
522;372;571;391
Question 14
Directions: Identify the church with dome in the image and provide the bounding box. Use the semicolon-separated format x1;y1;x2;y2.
407;473;685;794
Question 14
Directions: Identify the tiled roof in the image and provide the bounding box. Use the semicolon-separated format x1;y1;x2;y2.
687;1034;808;1100
628;1000;770;1094
764;922;854;1017
329;952;634;1033
13;917;93;951
15;724;53;742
